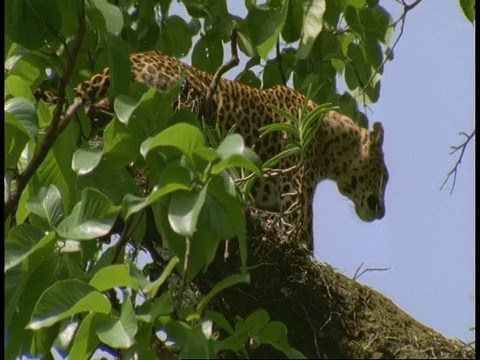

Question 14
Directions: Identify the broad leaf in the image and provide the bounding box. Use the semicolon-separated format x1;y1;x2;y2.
56;187;121;240
140;123;205;160
5;225;56;272
68;312;100;359
89;264;143;292
122;164;191;219
5;0;61;49
168;186;208;237
27;280;111;330
72;148;104;176
26;185;65;228
297;0;326;59
5;97;39;142
95;295;138;349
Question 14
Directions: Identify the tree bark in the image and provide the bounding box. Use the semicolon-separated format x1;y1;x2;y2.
188;208;474;359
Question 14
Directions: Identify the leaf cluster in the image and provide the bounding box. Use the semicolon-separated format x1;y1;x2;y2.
4;0;408;358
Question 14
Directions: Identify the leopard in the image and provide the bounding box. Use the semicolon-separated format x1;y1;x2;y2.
36;51;389;251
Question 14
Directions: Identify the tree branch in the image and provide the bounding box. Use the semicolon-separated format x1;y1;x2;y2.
275;38;287;85
204;28;239;123
362;0;424;93
440;127;475;194
191;209;474;358
4;16;86;221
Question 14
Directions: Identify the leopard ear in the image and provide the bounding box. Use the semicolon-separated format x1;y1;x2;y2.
370;122;384;148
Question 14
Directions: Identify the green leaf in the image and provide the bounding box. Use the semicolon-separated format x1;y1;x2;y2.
206;176;248;270
282;0;303;43
5;74;34;100
192;35;224;74
27;280;111;330
105;33;131;101
56;187;121;240
68;312;100;359
235;69;262;88
168;187;208;237
205;310;235;335
89;264;141;292
5;225;56;272
257;321;306;359
114;95;139;125
77;158;138;206
5;0;61;49
26;185;65;228
143;257;180;299
263;147;300;169
72;148;104;175
216;134;245;158
344;5;364;39
25;114;78;213
360;6;391;43
247;4;288;59
158;15;193;58
347;42;369;84
459;0;475;23
90;0;124;35
122;164;191;219
102;117;144;166
137;292;174;322
241;308;270;335
95;295;138;349
297;0;326;59
164;321;216;359
5;97;39;142
197;274;250;313
140;123;205;160
5;113;29;170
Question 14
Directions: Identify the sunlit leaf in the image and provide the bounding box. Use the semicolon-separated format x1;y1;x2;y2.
168;186;208;237
72;148;104;175
5;225;56;272
297;0;326;59
27;280;111;330
140;123;205;160
26;185;65;228
56;187;121;240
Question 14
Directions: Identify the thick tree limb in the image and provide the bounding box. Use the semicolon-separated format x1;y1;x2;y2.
189;208;474;359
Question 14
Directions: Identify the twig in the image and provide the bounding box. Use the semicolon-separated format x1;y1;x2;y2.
353;262;391;280
362;0;423;92
175;237;191;310
204;28;239;123
275;39;287;85
440;128;475;194
111;212;143;264
4;15;86;221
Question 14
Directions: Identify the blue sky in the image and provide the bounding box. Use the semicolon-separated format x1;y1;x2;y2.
313;0;475;342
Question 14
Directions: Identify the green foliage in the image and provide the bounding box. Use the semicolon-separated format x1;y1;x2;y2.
4;0;405;357
458;0;475;23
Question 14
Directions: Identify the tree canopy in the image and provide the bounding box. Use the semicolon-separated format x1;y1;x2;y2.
4;0;475;358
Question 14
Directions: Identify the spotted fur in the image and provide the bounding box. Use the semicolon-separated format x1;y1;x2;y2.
46;51;390;251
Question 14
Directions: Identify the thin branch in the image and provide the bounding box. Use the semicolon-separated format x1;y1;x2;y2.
353;262;391;280
362;0;423;91
204;28;239;123
4;16;86;221
440;128;475;194
275;38;287;85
